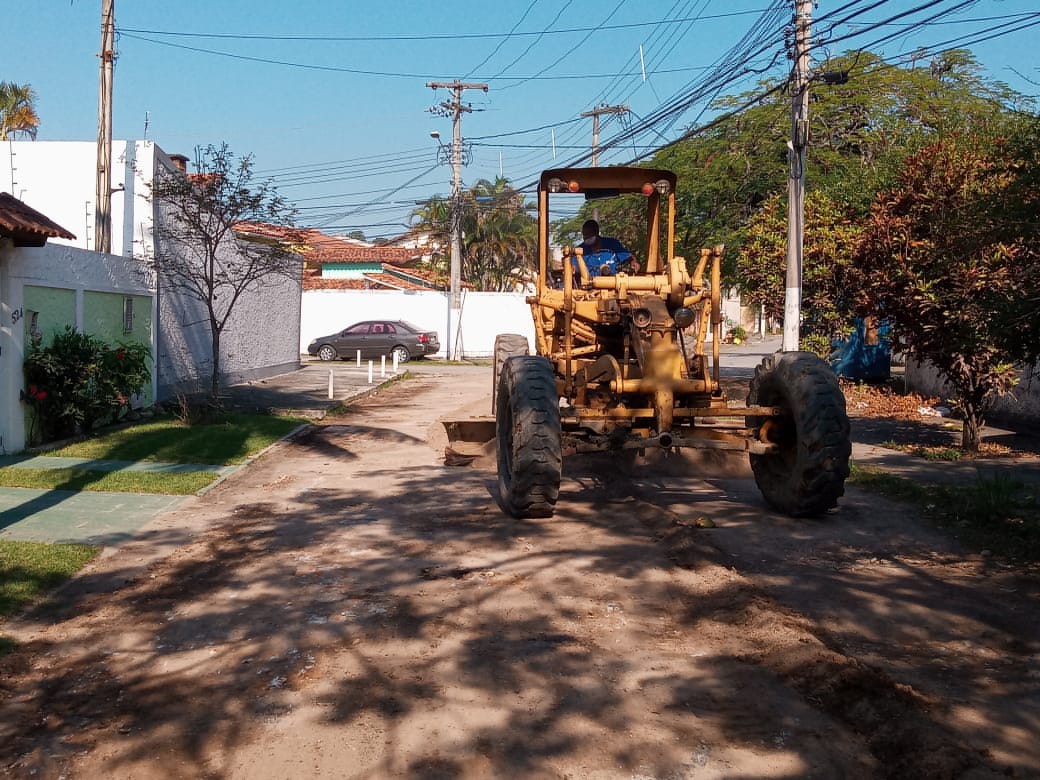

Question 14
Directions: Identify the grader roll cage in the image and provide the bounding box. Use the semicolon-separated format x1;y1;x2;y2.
445;166;851;520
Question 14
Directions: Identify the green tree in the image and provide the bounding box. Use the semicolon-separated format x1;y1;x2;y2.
461;177;536;291
151;143;299;400
411;178;536;291
854;133;1040;450
566;50;1030;283
0;81;40;141
738;190;863;356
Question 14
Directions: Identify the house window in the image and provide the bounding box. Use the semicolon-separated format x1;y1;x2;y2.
123;297;134;334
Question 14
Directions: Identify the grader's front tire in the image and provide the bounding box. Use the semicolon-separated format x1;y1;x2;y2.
746;351;851;517
496;355;562;518
492;334;529;415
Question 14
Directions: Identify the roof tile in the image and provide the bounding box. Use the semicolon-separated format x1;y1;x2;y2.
0;193;76;246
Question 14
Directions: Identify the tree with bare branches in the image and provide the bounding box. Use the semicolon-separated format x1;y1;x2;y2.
151;143;299;399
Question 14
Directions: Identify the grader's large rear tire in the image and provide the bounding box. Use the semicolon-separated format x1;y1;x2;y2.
496;355;562;518
746;351;851;517
492;334;529;415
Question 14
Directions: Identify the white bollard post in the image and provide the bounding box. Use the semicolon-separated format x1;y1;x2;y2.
356;349;361;367
328;369;334;399
380;355;386;377
393;351;399;373
368;360;374;384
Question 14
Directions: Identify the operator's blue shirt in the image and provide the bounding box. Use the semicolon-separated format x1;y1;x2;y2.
576;237;631;277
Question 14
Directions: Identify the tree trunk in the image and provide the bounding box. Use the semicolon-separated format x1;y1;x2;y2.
960;396;983;452
210;326;221;402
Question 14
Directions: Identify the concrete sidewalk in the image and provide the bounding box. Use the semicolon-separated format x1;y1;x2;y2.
0;364;404;546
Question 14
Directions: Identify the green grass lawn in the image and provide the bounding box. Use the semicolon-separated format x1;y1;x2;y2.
46;413;306;465
0;467;216;495
0;539;98;617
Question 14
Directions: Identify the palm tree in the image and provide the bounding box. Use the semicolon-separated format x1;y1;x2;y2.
461;177;536;291
0;82;40;141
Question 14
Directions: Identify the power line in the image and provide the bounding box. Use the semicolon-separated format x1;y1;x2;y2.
115;9;774;43
120;31;742;83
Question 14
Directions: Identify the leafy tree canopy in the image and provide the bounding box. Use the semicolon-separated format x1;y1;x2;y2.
410;177;536;292
558;50;1031;282
854;128;1040;450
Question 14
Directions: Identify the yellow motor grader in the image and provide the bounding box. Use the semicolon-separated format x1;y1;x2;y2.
448;166;850;519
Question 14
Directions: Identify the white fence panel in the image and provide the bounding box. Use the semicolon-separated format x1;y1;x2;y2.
301;290;535;359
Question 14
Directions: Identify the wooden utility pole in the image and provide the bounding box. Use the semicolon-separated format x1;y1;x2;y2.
95;0;116;254
783;0;811;353
426;80;487;359
580;104;629;166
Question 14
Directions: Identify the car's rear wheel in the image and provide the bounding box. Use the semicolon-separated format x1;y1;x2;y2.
391;345;410;364
497;355;562;518
317;344;337;361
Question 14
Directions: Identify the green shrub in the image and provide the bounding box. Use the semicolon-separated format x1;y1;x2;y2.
23;327;151;443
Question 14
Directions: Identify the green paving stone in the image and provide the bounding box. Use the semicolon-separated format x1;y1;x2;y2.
0;488;185;546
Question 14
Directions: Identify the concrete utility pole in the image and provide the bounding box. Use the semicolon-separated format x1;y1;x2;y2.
783;0;811;353
426;80;487;359
95;0;116;255
580;104;629;166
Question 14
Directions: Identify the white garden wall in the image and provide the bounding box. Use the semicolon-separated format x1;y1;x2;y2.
0;240;156;454
301;287;739;360
301;290;536;359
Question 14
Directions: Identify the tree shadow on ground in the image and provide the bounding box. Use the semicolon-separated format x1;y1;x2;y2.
0;422;1035;778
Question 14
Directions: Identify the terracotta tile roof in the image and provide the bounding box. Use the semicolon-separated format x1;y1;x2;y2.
236;222;451;292
234;222;420;264
0;193;76;247
302;266;433;291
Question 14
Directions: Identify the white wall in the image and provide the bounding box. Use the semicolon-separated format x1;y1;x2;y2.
906;359;1040;423
300;287;737;359
0;239;156;454
301;290;536;359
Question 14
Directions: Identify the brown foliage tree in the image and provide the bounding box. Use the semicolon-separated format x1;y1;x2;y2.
854;135;1039;450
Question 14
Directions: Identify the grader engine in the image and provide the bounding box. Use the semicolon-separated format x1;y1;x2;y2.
476;167;849;520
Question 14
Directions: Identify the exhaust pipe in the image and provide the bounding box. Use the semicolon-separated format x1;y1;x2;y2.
658;432;674;448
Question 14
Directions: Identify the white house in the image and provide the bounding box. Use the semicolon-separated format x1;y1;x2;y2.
1;140;302;399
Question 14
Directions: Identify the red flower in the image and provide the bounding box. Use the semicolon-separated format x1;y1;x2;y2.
115;348;126;360
28;384;37;395
35;390;47;401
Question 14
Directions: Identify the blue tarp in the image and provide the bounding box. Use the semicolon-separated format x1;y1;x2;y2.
830;318;891;381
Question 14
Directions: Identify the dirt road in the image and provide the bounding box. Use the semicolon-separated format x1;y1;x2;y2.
1;365;1038;778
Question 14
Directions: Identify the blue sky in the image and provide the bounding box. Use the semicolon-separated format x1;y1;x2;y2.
6;1;1040;239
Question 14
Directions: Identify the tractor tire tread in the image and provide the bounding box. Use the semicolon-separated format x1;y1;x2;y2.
497;356;562;518
746;351;851;517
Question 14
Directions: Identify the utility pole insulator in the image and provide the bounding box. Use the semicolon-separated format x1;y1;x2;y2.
580;104;629;167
